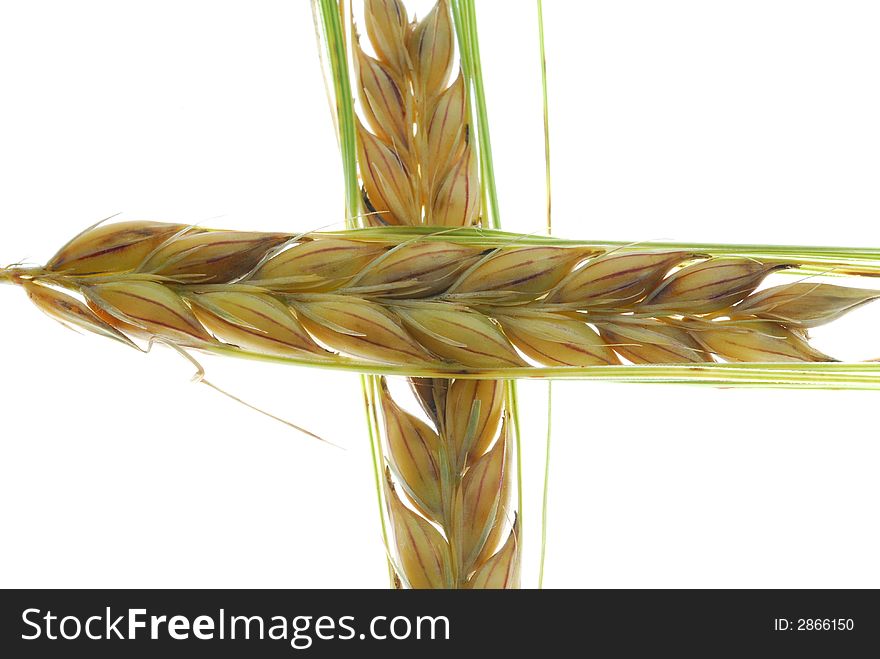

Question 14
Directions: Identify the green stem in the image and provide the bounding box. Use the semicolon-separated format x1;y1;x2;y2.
538;381;552;589
452;0;501;229
536;0;553;589
321;227;880;276
537;0;551;235
313;0;360;223
507;380;524;542
360;374;393;582
203;347;880;388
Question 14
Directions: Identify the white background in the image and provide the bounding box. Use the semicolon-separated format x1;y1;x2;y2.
1;0;879;588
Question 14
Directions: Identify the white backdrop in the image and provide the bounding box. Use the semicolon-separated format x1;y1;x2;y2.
1;0;879;588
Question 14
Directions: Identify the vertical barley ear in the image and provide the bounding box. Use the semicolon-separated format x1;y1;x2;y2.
355;0;522;588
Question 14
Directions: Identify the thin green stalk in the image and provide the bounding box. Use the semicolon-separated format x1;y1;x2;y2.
537;0;551;236
320;226;880;277
449;1;485;221
360;374;393;582
202;347;880;388
313;0;360;222
507;380;524;541
536;0;553;589
451;0;501;229
538;381;552;589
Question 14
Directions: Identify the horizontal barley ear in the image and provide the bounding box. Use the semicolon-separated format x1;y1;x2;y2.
3;220;878;374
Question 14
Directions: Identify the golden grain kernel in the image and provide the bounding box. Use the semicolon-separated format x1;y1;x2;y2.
378;380;443;517
459;435;506;569
46;221;188;275
357;120;419;225
253;238;387;290
356;45;409;147
23;281;137;349
444;379;504;467
406;0;454;97
385;473;452;589
549;251;693;306
364;0;409;76
426;73;467;180
689;319;833;362
85;280;210;343
498;314;619;367
347;240;482;297
597;319;711;364
450;246;595;299
397;303;526;368
294;295;431;365
735;282;880;327
473;419;515;569
642;258;784;314
429;141;481;227
189;290;324;357
466;518;520;589
139;230;290;283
